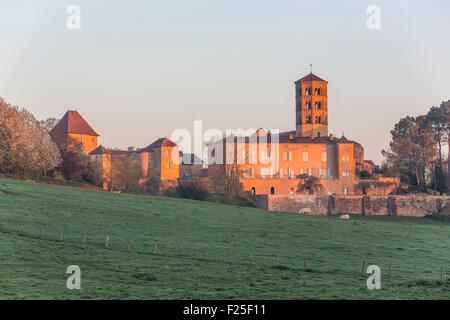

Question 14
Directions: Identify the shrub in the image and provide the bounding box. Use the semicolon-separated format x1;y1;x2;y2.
176;181;208;201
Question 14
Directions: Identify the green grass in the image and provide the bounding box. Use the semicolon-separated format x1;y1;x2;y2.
0;178;450;299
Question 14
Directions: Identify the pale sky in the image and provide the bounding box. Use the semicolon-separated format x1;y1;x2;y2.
1;0;449;163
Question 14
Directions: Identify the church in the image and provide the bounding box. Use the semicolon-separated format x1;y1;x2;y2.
208;72;395;196
48;72;396;195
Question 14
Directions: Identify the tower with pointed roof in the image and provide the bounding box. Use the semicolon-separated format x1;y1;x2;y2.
49;110;99;154
295;73;328;138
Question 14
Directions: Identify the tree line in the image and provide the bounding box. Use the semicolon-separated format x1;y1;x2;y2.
382;101;450;194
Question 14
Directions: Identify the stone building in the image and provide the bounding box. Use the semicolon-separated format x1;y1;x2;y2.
50;111;180;191
49;110;99;154
208;73;392;196
89;137;180;191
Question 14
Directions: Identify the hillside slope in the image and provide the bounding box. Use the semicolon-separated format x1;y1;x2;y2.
0;178;449;299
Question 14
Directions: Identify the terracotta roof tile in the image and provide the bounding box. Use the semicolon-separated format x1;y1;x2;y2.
295;72;327;83
144;137;177;150
50;110;99;137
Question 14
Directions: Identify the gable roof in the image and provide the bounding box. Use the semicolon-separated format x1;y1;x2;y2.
89;145;130;155
295;72;327;83
144;137;177;150
50;110;99;136
215;131;361;146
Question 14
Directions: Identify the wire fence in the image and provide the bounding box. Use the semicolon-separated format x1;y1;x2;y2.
1;217;449;283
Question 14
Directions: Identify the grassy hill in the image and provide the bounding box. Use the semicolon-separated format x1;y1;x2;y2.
0;178;449;299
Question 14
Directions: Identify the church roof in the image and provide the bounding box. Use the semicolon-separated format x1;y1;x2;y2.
216;131;361;146
50;110;99;136
295;72;327;83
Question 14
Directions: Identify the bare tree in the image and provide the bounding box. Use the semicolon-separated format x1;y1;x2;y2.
297;174;324;195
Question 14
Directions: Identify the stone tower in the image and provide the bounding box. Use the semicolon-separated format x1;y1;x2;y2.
295;73;328;137
49;110;99;154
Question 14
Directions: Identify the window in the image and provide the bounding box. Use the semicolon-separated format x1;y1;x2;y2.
251;187;256;196
342;156;350;162
318;168;323;177
315;102;322;109
306;101;312;109
321;152;327;162
248;150;256;163
166;163;170;169
282;151;292;161
261;168;272;177
342;171;351;177
303;152;309;162
306;116;312;124
288;168;295;179
315;116;321;124
270;187;276;195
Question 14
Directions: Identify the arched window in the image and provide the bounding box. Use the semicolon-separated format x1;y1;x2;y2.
251;187;256;196
270;187;276;195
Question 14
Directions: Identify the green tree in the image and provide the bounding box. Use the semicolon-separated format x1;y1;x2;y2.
426;102;450;194
383;115;436;191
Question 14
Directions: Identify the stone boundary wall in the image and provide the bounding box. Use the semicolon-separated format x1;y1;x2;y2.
258;195;450;217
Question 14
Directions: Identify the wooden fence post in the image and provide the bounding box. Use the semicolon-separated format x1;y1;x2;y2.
105;235;110;250
276;254;279;266
59;231;64;241
153;240;158;255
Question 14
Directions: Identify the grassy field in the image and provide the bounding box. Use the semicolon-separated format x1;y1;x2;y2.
0;178;449;299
